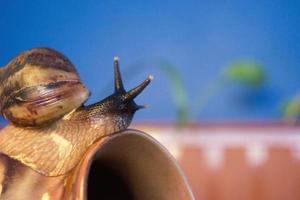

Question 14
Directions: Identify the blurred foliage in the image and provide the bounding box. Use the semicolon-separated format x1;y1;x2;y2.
224;61;266;87
282;95;300;122
159;62;189;127
192;77;226;118
151;59;269;127
192;60;266;119
159;60;267;127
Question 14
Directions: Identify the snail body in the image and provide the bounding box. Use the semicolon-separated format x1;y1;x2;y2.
0;48;152;176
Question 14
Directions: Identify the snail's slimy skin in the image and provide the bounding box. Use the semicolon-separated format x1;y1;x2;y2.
0;105;132;176
0;49;152;176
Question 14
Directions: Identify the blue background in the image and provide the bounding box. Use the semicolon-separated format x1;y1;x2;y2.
0;0;300;123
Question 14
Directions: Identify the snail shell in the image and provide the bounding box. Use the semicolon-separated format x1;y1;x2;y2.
0;48;89;127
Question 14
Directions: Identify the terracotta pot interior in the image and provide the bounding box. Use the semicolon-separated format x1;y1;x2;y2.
88;159;133;200
86;132;193;200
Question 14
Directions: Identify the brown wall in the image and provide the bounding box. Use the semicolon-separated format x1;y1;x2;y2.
180;146;300;200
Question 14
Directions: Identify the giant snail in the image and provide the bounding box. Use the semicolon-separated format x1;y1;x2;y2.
0;48;153;176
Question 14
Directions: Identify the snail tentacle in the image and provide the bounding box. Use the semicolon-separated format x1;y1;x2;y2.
114;56;125;93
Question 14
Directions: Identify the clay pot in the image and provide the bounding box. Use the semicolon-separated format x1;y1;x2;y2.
0;129;194;200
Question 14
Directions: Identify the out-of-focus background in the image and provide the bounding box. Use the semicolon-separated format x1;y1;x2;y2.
1;0;300;124
1;1;300;199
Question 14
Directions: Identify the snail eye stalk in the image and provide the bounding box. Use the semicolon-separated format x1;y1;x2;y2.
113;56;153;101
123;75;153;101
114;57;125;93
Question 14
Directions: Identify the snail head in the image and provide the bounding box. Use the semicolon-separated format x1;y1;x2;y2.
86;57;153;118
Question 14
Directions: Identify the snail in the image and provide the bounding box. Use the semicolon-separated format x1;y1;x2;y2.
0;48;153;176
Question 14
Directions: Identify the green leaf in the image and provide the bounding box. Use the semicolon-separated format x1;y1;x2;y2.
224;61;266;87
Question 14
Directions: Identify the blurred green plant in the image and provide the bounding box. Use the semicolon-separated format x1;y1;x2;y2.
159;62;189;127
192;61;266;118
282;95;300;122
223;61;265;87
158;60;266;126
